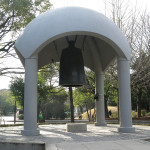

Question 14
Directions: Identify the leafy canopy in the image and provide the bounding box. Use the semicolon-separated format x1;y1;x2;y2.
0;0;51;52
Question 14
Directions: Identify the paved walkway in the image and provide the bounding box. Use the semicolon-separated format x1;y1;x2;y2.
0;124;150;149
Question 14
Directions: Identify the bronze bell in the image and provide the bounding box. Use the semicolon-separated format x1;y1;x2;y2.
59;41;85;87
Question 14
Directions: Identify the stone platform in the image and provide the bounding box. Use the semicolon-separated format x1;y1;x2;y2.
0;124;150;150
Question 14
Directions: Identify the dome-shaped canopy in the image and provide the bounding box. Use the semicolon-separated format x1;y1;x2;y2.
14;7;131;71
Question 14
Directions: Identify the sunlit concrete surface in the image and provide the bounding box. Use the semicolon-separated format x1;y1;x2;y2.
0;116;24;125
0;124;150;150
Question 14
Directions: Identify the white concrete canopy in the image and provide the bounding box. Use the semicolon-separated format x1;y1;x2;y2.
14;7;135;136
15;7;131;70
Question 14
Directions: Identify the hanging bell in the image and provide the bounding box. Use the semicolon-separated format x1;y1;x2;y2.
59;41;85;87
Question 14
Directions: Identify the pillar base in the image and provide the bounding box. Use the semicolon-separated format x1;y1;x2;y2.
118;127;135;133
21;129;40;136
95;122;107;126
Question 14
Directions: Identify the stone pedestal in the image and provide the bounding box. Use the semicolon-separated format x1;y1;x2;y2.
66;123;87;132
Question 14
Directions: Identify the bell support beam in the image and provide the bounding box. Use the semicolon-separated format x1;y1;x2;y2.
95;71;107;126
117;57;135;133
21;56;40;136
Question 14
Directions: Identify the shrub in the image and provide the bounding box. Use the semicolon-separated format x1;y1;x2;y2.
18;114;24;120
141;110;146;117
146;112;150;117
132;111;137;118
111;113;118;118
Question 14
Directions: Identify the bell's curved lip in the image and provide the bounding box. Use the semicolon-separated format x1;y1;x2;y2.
59;84;85;87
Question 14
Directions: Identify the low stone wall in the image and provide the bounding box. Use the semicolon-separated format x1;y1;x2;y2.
66;123;87;132
0;142;45;150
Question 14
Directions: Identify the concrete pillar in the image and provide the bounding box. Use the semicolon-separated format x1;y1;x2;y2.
117;58;135;133
21;56;40;136
95;71;107;126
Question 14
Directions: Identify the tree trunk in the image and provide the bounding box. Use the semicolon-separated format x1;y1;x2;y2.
137;92;142;117
149;101;150;112
93;107;96;122
137;103;141;117
37;101;40;123
79;105;83;114
117;97;119;121
105;98;109;118
85;103;90;122
89;108;91;121
86;109;90;122
69;87;74;123
117;89;119;122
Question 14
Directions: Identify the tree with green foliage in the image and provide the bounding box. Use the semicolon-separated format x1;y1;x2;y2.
0;89;14;115
38;63;68;120
73;69;95;121
74;88;95;121
37;71;50;120
0;0;51;76
10;63;68;120
104;0;150;118
129;13;150;117
41;89;68;120
9;77;24;108
0;0;51;52
104;70;118;118
74;67;119;120
131;51;150;117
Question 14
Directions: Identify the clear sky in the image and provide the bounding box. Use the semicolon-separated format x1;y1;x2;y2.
51;0;150;13
0;0;150;90
50;0;105;12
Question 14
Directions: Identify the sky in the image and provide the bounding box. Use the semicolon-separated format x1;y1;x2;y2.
51;0;150;13
51;0;105;12
0;0;150;90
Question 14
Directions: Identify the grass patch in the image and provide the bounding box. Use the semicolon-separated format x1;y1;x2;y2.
82;106;118;120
